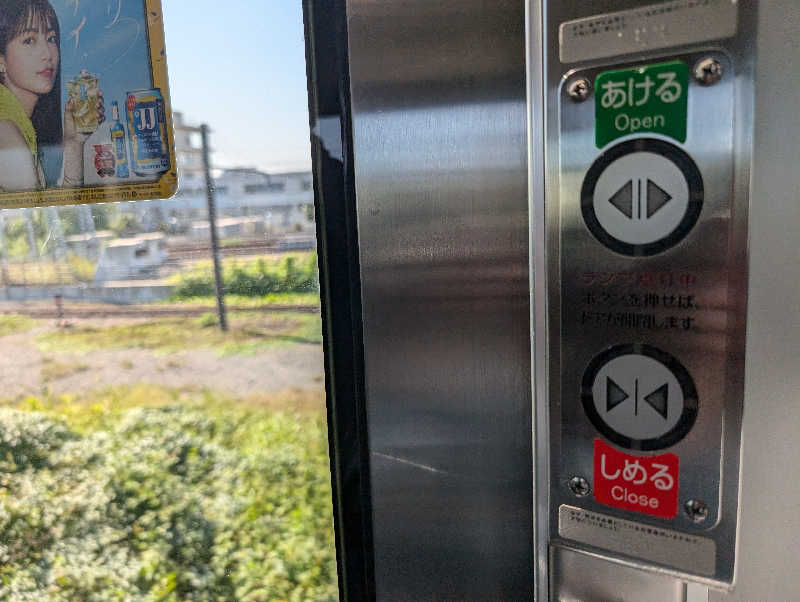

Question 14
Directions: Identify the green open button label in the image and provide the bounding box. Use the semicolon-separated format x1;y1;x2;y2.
595;60;689;148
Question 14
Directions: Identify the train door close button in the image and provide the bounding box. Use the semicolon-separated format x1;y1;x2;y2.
581;138;703;256
581;344;698;451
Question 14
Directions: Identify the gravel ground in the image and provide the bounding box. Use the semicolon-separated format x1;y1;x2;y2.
0;318;325;400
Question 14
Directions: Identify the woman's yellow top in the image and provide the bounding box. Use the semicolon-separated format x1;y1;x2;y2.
0;83;46;190
0;83;38;159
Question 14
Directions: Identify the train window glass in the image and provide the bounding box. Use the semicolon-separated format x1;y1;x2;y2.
0;2;337;599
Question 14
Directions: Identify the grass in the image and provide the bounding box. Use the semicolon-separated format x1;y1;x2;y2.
0;314;37;336
8;384;327;435
157;357;185;372
1;261;79;285
10;383;325;418
35;312;322;355
13;384;201;433
180;252;314;271
160;291;321;308
221;237;244;247
40;358;90;383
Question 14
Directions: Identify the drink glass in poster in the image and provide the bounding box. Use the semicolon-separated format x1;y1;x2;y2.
0;0;176;208
66;70;100;135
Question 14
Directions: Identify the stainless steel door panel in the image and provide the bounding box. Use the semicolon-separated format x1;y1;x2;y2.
550;544;688;602
710;1;800;599
346;1;533;599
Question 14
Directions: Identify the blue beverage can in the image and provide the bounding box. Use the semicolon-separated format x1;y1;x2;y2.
125;89;171;177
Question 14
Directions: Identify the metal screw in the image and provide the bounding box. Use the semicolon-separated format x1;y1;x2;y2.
568;476;591;497
694;58;723;86
684;499;709;523
567;77;592;102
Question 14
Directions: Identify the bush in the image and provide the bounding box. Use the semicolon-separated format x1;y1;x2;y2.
0;409;76;472
67;254;97;283
0;404;337;601
170;254;319;300
172;275;215;299
110;214;141;238
197;313;218;328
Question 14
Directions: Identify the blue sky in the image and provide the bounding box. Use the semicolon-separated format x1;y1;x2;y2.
55;0;152;118
162;1;312;172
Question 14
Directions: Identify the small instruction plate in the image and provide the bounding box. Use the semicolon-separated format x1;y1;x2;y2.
560;0;738;64
558;504;716;576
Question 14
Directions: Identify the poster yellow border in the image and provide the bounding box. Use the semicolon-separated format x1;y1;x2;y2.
0;0;178;210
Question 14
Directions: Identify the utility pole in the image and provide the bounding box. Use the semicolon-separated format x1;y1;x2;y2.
0;213;8;286
24;208;38;260
200;124;228;331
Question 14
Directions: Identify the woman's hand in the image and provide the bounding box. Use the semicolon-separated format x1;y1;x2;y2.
63;90;105;145
62;90;105;187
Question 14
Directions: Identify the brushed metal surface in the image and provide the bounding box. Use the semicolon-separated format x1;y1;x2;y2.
540;0;756;591
559;0;738;64
346;1;533;599
555;50;734;554
558;505;716;576
550;544;688;602
710;1;800;599
528;1;551;600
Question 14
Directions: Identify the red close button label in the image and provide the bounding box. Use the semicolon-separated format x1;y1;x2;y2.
593;438;679;519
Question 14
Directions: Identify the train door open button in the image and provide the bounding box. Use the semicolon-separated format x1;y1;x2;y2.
581;344;698;450
581;138;703;256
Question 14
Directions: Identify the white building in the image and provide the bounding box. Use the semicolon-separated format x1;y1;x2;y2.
166;167;313;232
95;233;169;282
190;216;266;239
65;230;114;259
173;111;205;181
125;112;315;234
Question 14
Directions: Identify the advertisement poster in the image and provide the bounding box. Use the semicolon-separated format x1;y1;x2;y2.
0;0;176;208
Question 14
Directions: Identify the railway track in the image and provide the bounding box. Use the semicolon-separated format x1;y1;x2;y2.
167;240;312;261
0;303;319;319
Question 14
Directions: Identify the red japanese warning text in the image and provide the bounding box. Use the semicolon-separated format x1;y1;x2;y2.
593;439;679;519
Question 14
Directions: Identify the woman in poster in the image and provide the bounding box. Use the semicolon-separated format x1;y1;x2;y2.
0;0;103;191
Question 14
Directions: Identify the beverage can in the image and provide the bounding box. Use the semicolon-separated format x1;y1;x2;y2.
125;88;171;177
67;70;100;134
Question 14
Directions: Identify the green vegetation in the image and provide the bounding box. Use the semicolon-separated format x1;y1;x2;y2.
2;205;116;260
0;259;98;286
67;254;97;283
110;213;141;237
162;292;320;309
0;385;337;600
0;314;37;337
169;254;318;300
40;358;90;383
58;205;116;238
36;313;322;355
